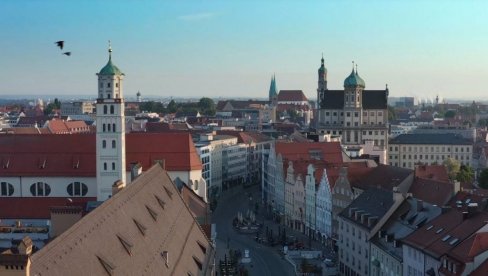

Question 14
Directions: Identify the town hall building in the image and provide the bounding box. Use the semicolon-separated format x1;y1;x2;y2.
316;57;389;163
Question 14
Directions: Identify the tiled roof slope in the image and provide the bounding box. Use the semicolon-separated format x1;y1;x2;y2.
276;141;343;163
0;197;95;219
390;133;472;145
277;90;308;102
414;165;449;182
30;164;214;275
0;133;202;177
408;177;453;206
351;164;412;191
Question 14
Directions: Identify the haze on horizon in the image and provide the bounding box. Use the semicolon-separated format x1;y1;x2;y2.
1;0;488;101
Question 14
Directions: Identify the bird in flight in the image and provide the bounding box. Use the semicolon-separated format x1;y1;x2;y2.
55;40;64;50
63;52;71;56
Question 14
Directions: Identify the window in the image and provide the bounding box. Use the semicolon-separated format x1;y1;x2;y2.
107;124;111;132
112;140;116;148
113;123;116;132
116;83;119;88
30;182;51;196
67;182;88;196
110;105;114;114
103;105;107;114
354;112;358;117
104;162;107;171
103;124;106;132
0;182;14;196
102;140;107;148
107;82;111;88
346;112;351;117
112;162;116;170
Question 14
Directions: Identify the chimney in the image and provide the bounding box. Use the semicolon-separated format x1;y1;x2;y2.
130;162;142;181
17;236;33;256
416;199;423;212
112;180;125;196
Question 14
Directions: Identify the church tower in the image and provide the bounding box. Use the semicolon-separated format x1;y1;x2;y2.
268;74;278;105
96;42;126;200
317;55;327;108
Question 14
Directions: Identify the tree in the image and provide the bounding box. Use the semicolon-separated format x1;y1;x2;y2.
444;110;456;118
167;100;177;113
479;169;488;189
443;157;460;181
456;165;474;183
198;97;216;116
44;98;61;115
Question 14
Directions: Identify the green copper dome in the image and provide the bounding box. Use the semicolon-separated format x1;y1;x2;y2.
344;69;365;88
318;57;327;73
99;56;123;75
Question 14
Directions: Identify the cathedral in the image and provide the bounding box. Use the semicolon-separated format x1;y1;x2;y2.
316;57;389;163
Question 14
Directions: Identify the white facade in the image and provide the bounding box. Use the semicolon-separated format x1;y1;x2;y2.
315;168;332;241
0;177;96;198
96;45;126;200
389;143;473;169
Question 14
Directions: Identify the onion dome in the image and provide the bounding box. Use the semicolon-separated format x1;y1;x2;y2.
344;63;365;88
99;42;124;75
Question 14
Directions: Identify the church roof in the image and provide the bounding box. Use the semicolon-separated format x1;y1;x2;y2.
0;132;202;177
30;164;214;275
344;69;365;88
277;90;308;102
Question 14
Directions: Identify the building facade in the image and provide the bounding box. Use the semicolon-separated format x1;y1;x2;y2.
316;58;389;164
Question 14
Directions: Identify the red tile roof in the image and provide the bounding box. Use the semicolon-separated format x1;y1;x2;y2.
0;197;95;219
409;177;453;206
414;165;449;182
277;90;308;102
0;133;202;177
276;141;343;164
471;258;488;276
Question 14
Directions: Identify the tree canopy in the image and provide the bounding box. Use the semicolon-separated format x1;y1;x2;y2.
443;157;460;181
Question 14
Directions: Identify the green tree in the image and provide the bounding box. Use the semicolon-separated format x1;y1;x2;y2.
167;100;177;113
44;98;61;115
198;97;216;116
287;109;299;120
456;165;474;183
444;110;456;118
479;169;488;189
443;157;461;181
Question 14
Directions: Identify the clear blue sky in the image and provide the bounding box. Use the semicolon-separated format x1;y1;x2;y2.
1;0;488;102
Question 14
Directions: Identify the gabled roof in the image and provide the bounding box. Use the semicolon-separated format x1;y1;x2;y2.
408;177;453;206
30;164;214;275
276;141;343;164
0;133;202;177
414;165;449;182
277;90;308;102
216;130;272;144
351;164;412;191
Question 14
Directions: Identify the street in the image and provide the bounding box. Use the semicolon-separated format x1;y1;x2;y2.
213;185;296;276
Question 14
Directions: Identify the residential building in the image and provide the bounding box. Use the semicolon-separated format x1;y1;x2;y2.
60;101;95;115
316;57;389;164
338;188;406;276
389;133;473;169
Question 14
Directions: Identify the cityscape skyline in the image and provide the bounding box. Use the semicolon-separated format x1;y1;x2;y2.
1;1;488;101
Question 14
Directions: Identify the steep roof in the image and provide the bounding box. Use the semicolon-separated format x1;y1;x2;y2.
30;164;214;275
0;133;202;177
408;177;453;206
277;90;308;102
390;133;472;145
414;165;449;182
351;164;412;191
276;141;343;164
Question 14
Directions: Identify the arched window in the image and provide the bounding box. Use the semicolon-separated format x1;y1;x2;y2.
0;182;14;196
103;105;107;114
67;182;88;196
102;140;106;148
112;123;116;132
102;124;106;132
110;105;114;114
112;140;116;148
108;124;111;132
30;182;51;196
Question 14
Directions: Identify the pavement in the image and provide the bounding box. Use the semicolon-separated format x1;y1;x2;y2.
213;185;296;276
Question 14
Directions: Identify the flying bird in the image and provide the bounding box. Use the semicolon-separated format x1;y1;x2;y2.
63;52;71;56
55;40;64;50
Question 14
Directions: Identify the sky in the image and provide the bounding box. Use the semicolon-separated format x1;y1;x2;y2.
1;0;488;102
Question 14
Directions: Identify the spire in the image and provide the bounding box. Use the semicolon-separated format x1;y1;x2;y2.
355;63;358;75
108;40;112;61
351;61;355;73
321;53;324;65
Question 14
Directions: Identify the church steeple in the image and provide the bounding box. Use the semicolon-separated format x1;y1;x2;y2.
96;41;126;200
269;74;278;103
317;54;328;108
